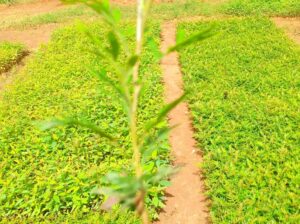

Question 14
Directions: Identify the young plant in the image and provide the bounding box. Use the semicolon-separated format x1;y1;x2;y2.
40;0;213;223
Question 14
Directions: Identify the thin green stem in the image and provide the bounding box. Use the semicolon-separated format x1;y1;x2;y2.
129;0;150;223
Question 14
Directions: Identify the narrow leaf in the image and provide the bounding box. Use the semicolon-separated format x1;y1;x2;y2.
112;8;121;23
91;68;125;99
38;118;115;140
148;37;163;61
167;26;215;53
141;126;178;161
145;94;186;131
143;166;179;185
107;31;120;60
127;55;139;68
176;29;185;43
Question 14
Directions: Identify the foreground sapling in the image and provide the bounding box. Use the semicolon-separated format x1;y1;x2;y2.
40;0;214;223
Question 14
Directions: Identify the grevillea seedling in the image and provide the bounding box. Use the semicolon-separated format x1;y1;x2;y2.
40;0;213;223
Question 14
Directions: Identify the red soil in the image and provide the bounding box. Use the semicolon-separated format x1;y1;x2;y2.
156;21;210;224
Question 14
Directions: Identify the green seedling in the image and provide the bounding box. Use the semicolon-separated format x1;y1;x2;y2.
40;0;213;223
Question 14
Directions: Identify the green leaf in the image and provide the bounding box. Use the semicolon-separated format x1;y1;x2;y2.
127;55;139;68
176;29;185;43
90;68;128;102
147;37;163;61
97;172;143;208
159;180;171;187
112;8;121;23
38;118;115;141
76;22;104;55
141;126;175;161
152;196;159;207
63;0;115;26
145;94;186;131
144;166;179;185
107;31;120;60
88;0;116;26
167;25;215;53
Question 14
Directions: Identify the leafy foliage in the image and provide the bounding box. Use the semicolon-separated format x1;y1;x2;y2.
0;22;169;222
0;42;26;73
179;18;300;223
0;207;141;224
221;0;300;16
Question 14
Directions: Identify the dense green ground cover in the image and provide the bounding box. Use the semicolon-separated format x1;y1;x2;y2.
0;42;26;73
0;22;168;222
222;0;300;16
179;18;300;223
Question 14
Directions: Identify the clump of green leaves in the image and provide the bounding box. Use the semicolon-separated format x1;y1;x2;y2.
1;207;141;224
179;17;300;223
0;42;26;73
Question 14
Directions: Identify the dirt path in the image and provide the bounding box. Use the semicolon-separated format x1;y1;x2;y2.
273;17;300;45
156;21;210;224
0;23;60;50
0;0;140;18
0;0;64;17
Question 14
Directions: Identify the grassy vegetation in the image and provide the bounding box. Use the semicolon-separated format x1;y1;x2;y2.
0;5;96;30
1;0;300;31
1;208;140;224
179;18;300;223
0;42;26;73
221;0;300;16
0;0;216;30
1;0;300;222
0;22;168;222
138;0;216;19
0;0;13;4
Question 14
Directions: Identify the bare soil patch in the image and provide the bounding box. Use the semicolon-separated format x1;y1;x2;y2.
156;21;210;224
0;23;59;50
0;0;155;16
273;17;300;45
0;0;64;17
